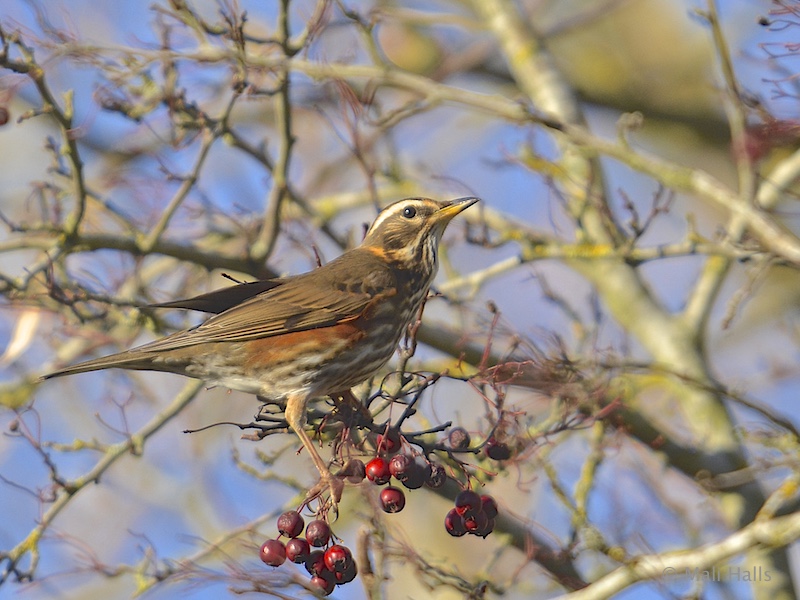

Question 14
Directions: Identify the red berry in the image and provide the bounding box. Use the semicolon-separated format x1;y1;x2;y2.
285;537;311;563
380;486;406;513
448;427;471;449
426;463;446;489
259;539;286;567
310;574;335;595
444;508;467;537
365;457;391;485
323;544;353;573
389;454;427;488
485;437;512;460
388;454;411;479
464;510;488;534
305;519;331;547
334;560;358;585
474;517;496;538
454;489;482;518
376;427;401;455
305;549;327;576
277;510;304;538
480;495;498;520
400;461;427;489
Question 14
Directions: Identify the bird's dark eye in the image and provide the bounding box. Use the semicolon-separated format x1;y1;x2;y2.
402;206;417;219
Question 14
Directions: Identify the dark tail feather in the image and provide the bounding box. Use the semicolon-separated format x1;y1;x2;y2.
150;280;281;314
42;279;285;381
40;351;149;380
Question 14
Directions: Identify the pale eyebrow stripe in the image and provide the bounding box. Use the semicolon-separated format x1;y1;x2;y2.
365;199;427;236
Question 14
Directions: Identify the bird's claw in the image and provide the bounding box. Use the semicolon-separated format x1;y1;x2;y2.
303;470;344;520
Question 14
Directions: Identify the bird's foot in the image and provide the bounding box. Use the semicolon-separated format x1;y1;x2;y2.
304;469;344;520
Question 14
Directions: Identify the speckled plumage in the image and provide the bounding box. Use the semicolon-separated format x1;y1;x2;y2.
43;196;479;508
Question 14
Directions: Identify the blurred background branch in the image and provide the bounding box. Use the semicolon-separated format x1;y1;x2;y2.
1;1;800;599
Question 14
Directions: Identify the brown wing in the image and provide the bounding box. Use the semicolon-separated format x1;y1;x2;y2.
132;248;396;353
150;279;282;314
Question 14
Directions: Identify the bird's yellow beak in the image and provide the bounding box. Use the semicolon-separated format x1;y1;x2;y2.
435;197;480;222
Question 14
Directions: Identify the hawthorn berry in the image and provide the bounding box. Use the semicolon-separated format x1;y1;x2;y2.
334;560;358;585
444;508;467;537
259;539;287;567
485;437;512;460
365;457;391;485
454;489;482;518
474;516;496;538
426;463;446;489
448;427;472;449
464;510;489;534
400;461;427;489
285;537;311;563
276;510;304;538
324;544;353;573
376;427;401;455
310;574;335;595
305;519;331;547
305;550;327;577
380;486;406;513
480;495;499;520
388;454;411;479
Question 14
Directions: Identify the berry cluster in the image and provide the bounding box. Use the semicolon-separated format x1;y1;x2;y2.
365;430;499;538
444;490;498;538
364;450;445;514
259;511;356;596
257;424;505;595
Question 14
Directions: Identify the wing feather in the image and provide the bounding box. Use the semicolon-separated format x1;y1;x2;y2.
133;249;395;353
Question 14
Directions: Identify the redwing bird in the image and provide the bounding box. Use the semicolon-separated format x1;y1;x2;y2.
42;196;479;507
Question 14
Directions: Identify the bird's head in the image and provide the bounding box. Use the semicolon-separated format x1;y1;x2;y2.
361;197;479;267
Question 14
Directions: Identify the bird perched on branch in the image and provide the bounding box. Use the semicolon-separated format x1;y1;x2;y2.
42;196;479;509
